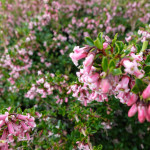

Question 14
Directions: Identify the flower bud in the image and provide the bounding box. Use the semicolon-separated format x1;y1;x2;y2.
127;94;138;106
103;42;109;50
83;53;95;67
128;103;138;117
142;84;150;99
138;105;146;123
7;122;15;135
88;73;99;83
101;79;110;93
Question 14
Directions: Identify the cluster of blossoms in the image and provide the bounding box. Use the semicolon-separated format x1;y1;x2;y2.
124;2;150;24
76;141;90;150
0;109;36;150
138;27;150;42
70;32;150;123
25;71;69;104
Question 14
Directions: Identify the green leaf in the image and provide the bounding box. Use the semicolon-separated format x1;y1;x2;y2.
131;79;147;94
146;62;150;66
85;37;94;46
135;44;141;53
144;66;150;75
109;59;115;69
94;38;101;49
145;55;150;63
112;68;122;75
115;41;124;54
17;108;22;114
142;41;148;52
111;33;118;46
102;57;108;72
124;49;130;55
94;32;104;49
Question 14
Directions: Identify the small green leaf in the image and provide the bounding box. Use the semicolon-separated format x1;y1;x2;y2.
135;44;141;53
115;41;124;54
111;33;118;46
17;108;22;114
146;62;150;66
142;41;148;52
112;68;122;75
131;79;147;94
145;55;150;63
144;66;150;75
102;57;108;72
85;37;94;46
94;32;104;49
109;59;115;69
94;38;101;49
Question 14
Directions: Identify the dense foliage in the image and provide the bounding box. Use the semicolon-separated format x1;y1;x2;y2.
0;0;150;149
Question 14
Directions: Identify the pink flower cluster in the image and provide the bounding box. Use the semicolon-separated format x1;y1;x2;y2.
25;72;69;103
0;111;36;150
128;84;150;123
70;34;150;123
138;29;150;42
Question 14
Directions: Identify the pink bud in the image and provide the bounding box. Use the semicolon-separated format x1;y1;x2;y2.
1;129;7;140
88;73;99;83
27;121;36;128
138;105;146;123
127;94;138;106
26;132;30;140
20;121;29;131
145;108;150;122
0;114;8;120
0;112;9;120
83;65;92;74
134;70;144;79
0;120;5;128
8;135;14;142
142;84;150;99
35;112;42;118
28;117;35;122
70;52;87;66
128;103;138;117
101;79;110;93
83;53;94;67
148;105;150;115
65;97;68;103
84;100;87;106
103;42;109;50
17;114;29;121
7;122;15;135
98;95;102;102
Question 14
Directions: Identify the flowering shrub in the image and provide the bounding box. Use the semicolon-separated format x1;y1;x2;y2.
0;107;36;149
69;28;150;123
0;0;150;149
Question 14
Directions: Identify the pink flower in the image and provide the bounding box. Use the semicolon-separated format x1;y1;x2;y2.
103;42;109;49
142;84;150;99
125;36;132;42
128;103;138;117
83;65;92;74
17;114;30;121
0;114;8;121
116;76;130;93
7;122;15;135
138;105;146;123
101;79;111;93
70;52;87;66
123;60;144;78
88;73;99;83
83;53;95;67
127;93;138;106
